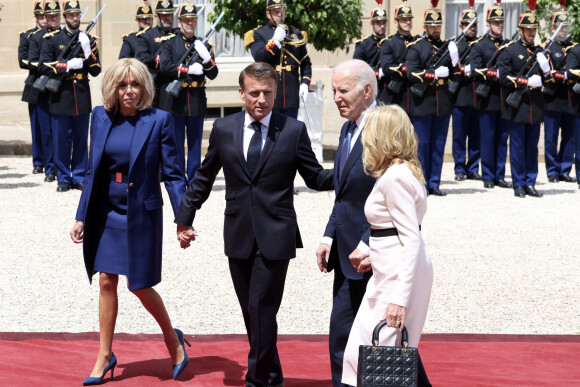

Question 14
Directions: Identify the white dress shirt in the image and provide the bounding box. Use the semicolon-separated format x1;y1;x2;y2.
243;111;271;161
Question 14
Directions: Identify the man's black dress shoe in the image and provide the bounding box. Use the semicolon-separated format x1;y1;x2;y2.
483;180;494;188
524;186;543;197
548;175;559;183
455;172;466;181
32;166;43;174
495;179;512;188
57;183;70;192
71;182;84;191
559;174;577;183
514;186;526;198
467;172;482;180
44;173;55;182
428;187;447;196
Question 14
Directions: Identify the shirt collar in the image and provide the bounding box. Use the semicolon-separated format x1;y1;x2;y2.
245;111;273;130
355;100;377;130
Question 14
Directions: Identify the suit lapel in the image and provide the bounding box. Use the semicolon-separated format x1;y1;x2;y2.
232;112;251;178
92;109;114;174
129;110;155;176
253;112;282;178
337;132;363;194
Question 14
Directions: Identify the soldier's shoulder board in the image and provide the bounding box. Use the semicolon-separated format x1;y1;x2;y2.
43;30;58;39
158;34;175;42
136;26;151;36
122;31;135;38
90;34;100;40
354;38;364;45
565;42;578;52
499;41;514;50
406;39;420;47
379;37;389;45
29;28;42;38
386;33;394;40
244;27;261;48
471;36;484;45
301;30;308;44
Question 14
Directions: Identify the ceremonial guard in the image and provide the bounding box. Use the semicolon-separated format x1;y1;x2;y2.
378;1;418;110
136;0;178;107
353;7;387;99
565;37;580;188
497;7;550;198
543;9;576;183
159;2;218;185
470;1;512;189
450;4;482;182
19;2;50;177
27;0;62;183
406;1;459;196
119;2;154;59
39;0;101;192
244;0;312;119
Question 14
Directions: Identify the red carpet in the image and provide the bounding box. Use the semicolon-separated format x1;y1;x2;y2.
0;332;578;386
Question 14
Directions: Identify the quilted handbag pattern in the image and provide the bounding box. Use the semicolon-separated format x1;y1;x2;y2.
357;322;418;387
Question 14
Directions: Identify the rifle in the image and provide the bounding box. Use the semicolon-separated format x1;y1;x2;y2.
475;31;519;99
506;22;563;109
33;7;90;92
165;11;224;98
410;17;477;98
448;35;483;95
45;5;105;93
386;37;414;94
542;39;568;97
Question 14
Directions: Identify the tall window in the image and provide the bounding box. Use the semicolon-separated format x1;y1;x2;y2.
176;0;251;58
445;0;525;40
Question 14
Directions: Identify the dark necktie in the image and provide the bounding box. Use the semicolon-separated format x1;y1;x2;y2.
338;121;355;179
247;121;263;175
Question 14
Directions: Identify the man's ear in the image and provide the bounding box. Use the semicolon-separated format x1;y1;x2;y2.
239;87;246;102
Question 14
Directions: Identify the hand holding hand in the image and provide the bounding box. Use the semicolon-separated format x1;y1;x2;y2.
299;84;309;102
382;303;406;330
434;66;449;79
536;52;551;76
67;58;84;71
448;41;459;66
177;224;198;249
188;62;204;75
194;40;211;64
528;74;542;87
316;243;331;273
70;221;84;243
273;25;287;47
349;248;371;273
78;32;91;59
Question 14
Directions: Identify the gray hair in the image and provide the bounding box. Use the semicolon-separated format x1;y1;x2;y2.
333;59;378;100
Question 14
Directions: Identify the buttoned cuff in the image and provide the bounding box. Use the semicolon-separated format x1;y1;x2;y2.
356;241;370;256
321;236;333;246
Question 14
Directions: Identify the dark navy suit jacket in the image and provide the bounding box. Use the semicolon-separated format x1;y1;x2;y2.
324;121;377;280
175;111;333;260
76;107;186;290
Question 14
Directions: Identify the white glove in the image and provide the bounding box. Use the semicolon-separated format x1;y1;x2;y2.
188;62;204;75
536;52;551;75
449;41;459;66
528;74;542;87
378;68;385;80
78;32;91;59
273;25;287;47
464;64;471;76
434;66;449;79
495;69;500;79
299;84;309;101
67;58;84;71
194;40;211;64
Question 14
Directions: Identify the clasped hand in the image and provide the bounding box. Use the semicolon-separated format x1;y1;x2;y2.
176;224;198;249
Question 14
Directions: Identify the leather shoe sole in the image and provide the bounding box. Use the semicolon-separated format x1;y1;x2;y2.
514;187;526;198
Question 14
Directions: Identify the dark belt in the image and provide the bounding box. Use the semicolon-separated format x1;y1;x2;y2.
371;225;421;237
64;73;88;81
110;172;128;184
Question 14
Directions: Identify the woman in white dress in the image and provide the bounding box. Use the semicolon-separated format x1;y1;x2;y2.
342;104;433;386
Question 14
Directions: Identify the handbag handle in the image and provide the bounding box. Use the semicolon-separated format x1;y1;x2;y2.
372;320;409;348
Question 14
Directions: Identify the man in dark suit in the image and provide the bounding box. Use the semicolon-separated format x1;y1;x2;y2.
175;62;333;387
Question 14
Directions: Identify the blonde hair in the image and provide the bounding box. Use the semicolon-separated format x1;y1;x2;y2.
101;58;154;112
361;104;426;184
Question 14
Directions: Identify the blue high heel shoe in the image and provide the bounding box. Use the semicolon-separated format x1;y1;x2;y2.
172;328;191;379
82;353;117;386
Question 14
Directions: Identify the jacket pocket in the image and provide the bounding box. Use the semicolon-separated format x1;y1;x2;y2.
224;206;236;216
144;197;163;210
273;207;296;217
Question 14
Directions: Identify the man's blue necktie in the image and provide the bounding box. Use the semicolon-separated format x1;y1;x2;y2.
247;121;263;175
338;121;355;179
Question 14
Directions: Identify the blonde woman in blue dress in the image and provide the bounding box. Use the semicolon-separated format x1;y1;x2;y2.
342;104;433;386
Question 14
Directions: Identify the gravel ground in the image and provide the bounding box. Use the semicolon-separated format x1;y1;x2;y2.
0;155;579;336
